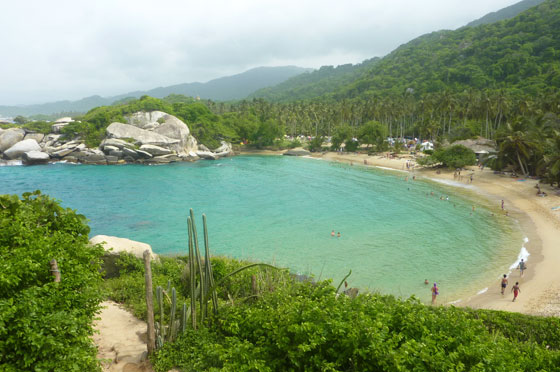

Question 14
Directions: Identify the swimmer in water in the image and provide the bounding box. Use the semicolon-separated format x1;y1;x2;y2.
331;230;335;237
431;283;439;305
424;279;429;285
337;232;341;238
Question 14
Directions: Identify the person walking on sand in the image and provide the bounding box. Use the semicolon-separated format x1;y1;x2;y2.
511;282;521;302
500;274;508;295
518;259;526;277
431;283;439;305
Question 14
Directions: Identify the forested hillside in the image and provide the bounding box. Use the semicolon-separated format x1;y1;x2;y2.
250;58;379;102
253;0;559;102
465;0;545;27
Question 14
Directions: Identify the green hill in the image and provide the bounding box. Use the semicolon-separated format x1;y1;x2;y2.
466;0;546;27
252;0;559;102
0;66;310;117
249;58;379;102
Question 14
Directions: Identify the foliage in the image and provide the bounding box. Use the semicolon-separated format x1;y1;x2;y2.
420;145;477;168
331;125;352;150
358;120;387;149
151;279;560;372
307;136;324;152
21;120;53;135
0;191;104;371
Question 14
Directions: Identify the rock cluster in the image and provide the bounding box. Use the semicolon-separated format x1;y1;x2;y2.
0;111;234;166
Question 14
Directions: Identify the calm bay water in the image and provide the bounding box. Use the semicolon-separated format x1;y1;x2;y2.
0;156;523;303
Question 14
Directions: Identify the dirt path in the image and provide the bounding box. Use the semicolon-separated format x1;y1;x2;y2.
93;301;154;372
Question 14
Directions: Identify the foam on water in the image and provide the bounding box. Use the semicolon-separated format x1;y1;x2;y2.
508;237;530;271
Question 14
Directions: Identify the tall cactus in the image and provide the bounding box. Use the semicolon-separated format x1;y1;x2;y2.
168;287;177;342
190;208;205;324
187;217;196;330
203;214;219;316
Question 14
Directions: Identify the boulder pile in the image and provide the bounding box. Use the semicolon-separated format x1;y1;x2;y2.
0;111;234;165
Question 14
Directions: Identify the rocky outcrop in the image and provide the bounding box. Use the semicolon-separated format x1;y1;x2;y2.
283;148;311;156
22;151;50;165
0;128;25;153
4;139;42;159
0;111;233;166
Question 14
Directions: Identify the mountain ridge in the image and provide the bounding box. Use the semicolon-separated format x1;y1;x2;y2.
0;66;311;117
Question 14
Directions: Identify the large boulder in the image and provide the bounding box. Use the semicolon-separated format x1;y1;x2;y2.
196;151;217;160
90;235;157;278
106;122;179;147
153;114;198;155
22;151;50;165
4;139;42;159
0;128;25;153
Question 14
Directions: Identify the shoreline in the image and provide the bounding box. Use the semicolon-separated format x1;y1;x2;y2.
313;151;560;316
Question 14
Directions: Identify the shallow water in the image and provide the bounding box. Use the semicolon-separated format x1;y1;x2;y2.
0;156;523;302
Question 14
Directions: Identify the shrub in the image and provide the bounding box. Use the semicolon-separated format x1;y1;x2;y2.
0;191;105;371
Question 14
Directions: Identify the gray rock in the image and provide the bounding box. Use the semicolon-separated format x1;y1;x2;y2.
0;128;25;153
106;156;119;164
100;138;135;150
198;144;210;152
81;153;107;165
4;139;42;159
196;151;217;160
108;150;123;158
22;151;50;165
139;144;171;156
122;147;139;159
51;123;70;133
103;145;119;154
106;122;179;147
151;114;198;155
214;141;234;157
147;156;172;164
51;147;77;158
24;133;45;143
135;149;153;159
283;149;311;156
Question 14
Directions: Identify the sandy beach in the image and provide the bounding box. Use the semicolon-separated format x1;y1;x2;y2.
311;150;560;316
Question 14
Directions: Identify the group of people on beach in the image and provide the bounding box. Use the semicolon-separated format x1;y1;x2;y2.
500;260;525;302
427;259;527;305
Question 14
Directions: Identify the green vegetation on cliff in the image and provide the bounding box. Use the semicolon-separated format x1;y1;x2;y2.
103;252;560;372
0;191;105;371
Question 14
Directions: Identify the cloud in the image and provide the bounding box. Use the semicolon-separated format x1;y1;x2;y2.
0;0;520;104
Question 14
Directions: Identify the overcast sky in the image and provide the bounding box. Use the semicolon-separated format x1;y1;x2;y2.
1;0;521;105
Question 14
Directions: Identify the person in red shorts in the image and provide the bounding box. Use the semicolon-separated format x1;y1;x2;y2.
511;282;521;302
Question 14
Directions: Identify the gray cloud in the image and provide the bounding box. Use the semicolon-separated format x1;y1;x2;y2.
0;0;519;104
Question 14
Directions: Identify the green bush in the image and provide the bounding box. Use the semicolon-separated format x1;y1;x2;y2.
152;280;560;371
0;191;105;371
419;145;477;169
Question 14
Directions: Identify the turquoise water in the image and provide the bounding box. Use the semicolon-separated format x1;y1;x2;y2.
0;156;523;302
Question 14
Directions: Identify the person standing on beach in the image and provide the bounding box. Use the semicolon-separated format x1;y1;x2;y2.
501;200;504;210
518;259;526;277
501;274;508;295
431;283;439;305
511;282;521;302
